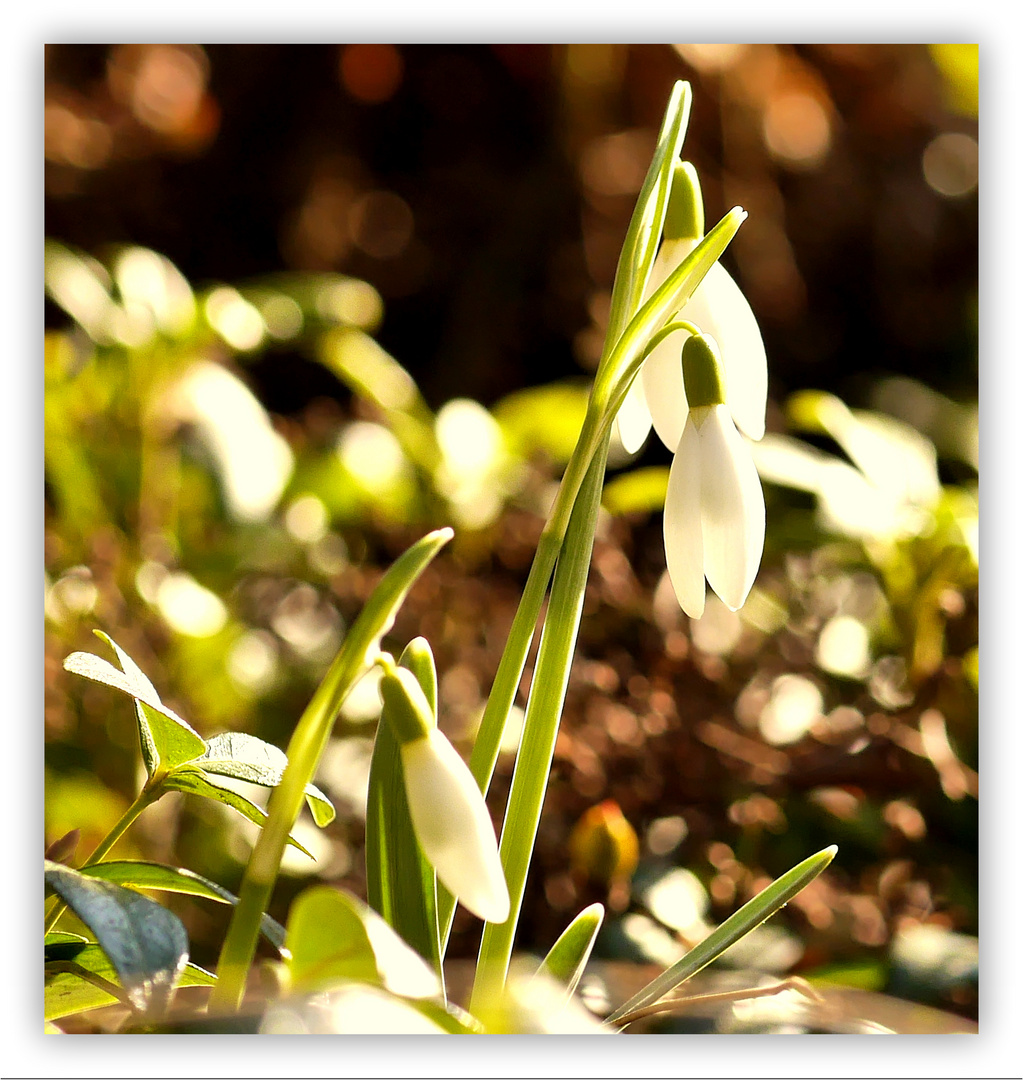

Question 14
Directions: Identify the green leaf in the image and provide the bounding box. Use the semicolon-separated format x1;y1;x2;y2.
605;846;838;1025
285;885;440;1001
472;441;609;1008
199;732;336;827
602;466;670;517
213;528;453;1011
365;638;440;979
45;941;214;1022
44;931;88;946
44;860;190;1013
493;381;591;466
63;632;206;777
605;80;692;348
536;903;604;998
77;860;286;952
162;769;315;859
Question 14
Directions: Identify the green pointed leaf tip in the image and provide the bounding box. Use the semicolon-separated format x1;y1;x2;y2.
44;860;190;1014
199;731;335;826
63;633;206;775
606;845;837;1024
537;903;604;996
78;861;286;951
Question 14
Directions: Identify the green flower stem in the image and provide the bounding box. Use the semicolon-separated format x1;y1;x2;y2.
470;434;610;1009
436;520;562;951
211;529;451;1013
43;784;160;935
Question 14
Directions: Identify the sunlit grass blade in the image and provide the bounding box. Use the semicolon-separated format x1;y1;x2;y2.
604;80;691;352
365;638;443;985
604;846;838;1025
211;527;452;1012
535;903;604;999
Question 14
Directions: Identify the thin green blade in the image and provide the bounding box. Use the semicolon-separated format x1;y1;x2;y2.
605;846;838;1024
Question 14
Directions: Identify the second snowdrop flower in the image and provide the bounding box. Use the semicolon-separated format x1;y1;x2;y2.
378;659;510;924
663;333;765;620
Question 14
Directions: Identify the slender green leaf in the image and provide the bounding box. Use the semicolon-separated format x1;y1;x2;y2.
605;846;838;1024
213;528;453;1011
473;438;610;1009
199;731;335;826
44;860;189;1013
605;80;692;351
78;860;286;952
366;638;440;977
162;769;315;859
536;903;604;998
285;886;440;1001
45;941;214;1022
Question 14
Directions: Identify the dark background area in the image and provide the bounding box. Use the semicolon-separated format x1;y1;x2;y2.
45;43;978;412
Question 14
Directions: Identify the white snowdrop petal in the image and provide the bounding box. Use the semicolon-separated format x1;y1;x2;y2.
400;730;510;924
663;418;706;619
680;262;767;441
615;373;653;454
698;406;765;610
642;328;690;453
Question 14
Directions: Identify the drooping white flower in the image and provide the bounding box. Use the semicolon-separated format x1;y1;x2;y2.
379;664;510;924
662;334;765;620
400;728;510;924
615;163;767;455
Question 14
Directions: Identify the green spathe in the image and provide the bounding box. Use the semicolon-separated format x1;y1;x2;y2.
682;333;727;410
379;662;435;745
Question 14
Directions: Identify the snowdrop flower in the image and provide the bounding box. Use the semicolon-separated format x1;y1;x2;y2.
378;661;510;924
663;333;765;620
616;162;767;455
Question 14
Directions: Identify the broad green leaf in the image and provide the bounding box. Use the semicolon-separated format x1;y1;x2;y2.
44;860;189;1013
602;466;670;517
493;382;591;466
78;860;286;952
605;846;838;1025
365;638;440;977
199;731;335;826
63;632;206;777
44;931;88;946
285;885;440;1001
45;941;214;1022
536;903;604;998
162;769;315;859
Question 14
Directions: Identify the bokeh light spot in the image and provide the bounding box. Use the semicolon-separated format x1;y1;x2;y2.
922;132;978;197
349;191;414;260
763;91;832;168
339;44;404;104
